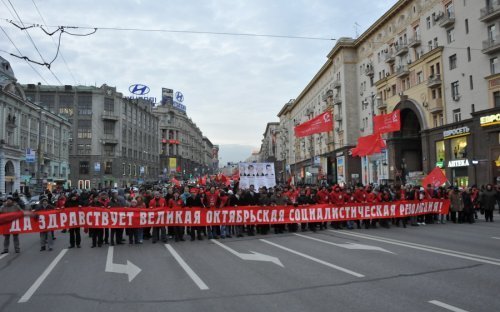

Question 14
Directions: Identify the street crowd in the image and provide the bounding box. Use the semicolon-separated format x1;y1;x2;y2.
1;181;499;254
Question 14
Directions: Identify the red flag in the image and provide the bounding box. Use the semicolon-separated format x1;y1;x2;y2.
176;166;182;173
171;177;181;187
373;110;401;134
201;175;207;186
294;111;333;137
351;133;386;157
422;167;447;188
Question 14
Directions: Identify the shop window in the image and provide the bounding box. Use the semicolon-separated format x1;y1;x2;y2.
451;137;467;160
436;141;445;166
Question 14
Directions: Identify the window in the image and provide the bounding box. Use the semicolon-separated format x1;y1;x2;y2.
451;81;460;100
453;109;461;123
417;71;424;84
40;94;55;112
432;13;436;25
79;161;89;174
103;120;115;135
445;2;454;17
467;47;471;62
77;120;92;139
78;95;92;115
59;95;74;117
488;24;496;42
104;161;112;174
494;91;500;108
490;57;498;74
426;16;431;29
104;98;114;114
77;144;91;155
465;19;469;34
436;141;445;164
451;136;467;160
433;37;438;48
103;145;114;156
122;163;126;175
449;54;457;70
447;28;455;43
469;75;474;90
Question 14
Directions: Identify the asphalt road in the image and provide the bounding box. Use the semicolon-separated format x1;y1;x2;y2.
0;218;499;312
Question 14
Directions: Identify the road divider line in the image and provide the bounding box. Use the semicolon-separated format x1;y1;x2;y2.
18;249;68;303
260;239;364;278
429;300;469;312
294;233;394;254
332;231;500;266
165;244;209;290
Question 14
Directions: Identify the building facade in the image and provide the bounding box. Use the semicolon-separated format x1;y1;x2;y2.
269;0;499;187
0;57;71;194
22;83;160;189
153;93;217;180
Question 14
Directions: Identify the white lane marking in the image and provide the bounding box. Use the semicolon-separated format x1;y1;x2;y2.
294;233;394;254
429;300;470;312
105;246;141;282
492;237;500;240
332;231;500;266
165;244;209;290
18;249;68;303
211;239;284;267
260;239;364;278
0;254;8;260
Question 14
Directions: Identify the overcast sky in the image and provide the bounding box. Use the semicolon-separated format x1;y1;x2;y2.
1;0;396;164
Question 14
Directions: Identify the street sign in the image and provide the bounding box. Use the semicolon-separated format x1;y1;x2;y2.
25;148;36;163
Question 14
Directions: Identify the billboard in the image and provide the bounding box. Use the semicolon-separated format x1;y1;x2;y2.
238;162;276;190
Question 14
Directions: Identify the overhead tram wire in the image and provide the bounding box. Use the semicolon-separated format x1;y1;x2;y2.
0;24;48;84
31;0;77;84
5;0;62;84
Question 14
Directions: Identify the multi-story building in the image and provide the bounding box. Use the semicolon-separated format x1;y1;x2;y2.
258;122;282;182
0;57;71;194
154;90;217;180
22;83;160;189
271;0;500;187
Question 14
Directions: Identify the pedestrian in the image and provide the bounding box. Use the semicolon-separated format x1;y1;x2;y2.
0;195;22;254
35;197;54;251
481;184;497;222
149;191;167;243
449;187;464;223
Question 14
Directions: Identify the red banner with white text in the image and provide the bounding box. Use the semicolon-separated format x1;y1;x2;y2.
373;110;401;134
0;199;449;235
294;111;333;137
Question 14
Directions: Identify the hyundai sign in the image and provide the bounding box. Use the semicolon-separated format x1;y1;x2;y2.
125;83;157;104
173;90;186;112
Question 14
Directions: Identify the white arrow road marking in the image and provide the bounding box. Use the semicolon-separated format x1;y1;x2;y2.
211;239;284;267
260;239;364;278
105;246;141;282
333;231;500;266
19;249;68;303
0;254;8;261
295;233;394;254
165;244;209;290
429;300;470;312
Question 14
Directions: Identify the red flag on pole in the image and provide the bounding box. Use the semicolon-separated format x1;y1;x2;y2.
351;133;386;157
422;167;447;188
294;111;333;137
373;110;401;134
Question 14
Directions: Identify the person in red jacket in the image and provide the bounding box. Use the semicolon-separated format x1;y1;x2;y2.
330;186;345;229
344;188;357;229
366;186;379;228
204;186;220;239
218;190;232;238
149;191;167;243
316;186;330;230
168;191;185;242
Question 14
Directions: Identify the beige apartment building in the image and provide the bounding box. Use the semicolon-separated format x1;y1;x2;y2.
272;0;500;187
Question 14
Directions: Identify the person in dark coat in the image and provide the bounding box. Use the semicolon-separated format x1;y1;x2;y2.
481;184;497;222
462;188;474;224
65;192;81;248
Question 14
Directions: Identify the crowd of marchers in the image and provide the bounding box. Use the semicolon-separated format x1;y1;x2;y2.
0;181;499;254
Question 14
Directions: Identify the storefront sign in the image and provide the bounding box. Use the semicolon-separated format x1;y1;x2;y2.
447;159;469;167
436;161;444;168
480;113;500;127
443;126;470;139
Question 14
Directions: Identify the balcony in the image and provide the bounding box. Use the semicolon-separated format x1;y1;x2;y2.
427;98;443;113
480;2;500;22
482;35;500;54
101;111;119;121
101;135;119;145
396;65;410;78
384;52;395;63
333;95;342;105
408;35;421;48
394;44;409;56
427;74;442;88
332;80;342;89
439;12;455;28
376;98;387;109
334;114;342;122
364;64;374;77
